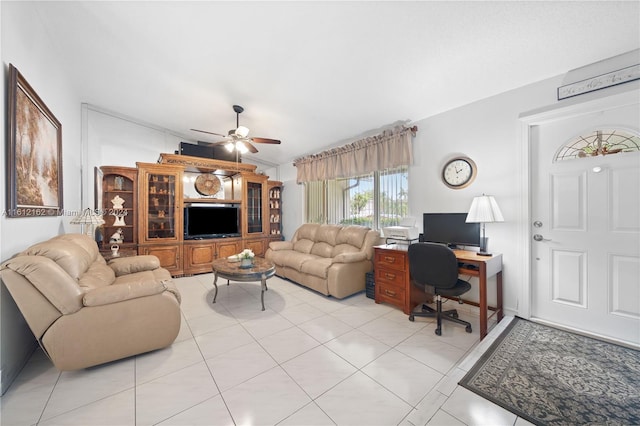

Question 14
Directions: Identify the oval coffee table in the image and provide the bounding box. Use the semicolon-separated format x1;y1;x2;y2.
211;257;276;311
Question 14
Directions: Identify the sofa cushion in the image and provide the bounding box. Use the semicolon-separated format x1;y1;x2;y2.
310;242;333;258
23;240;94;280
315;225;341;245
1;255;84;314
331;243;360;257
336;225;369;249
52;234;100;261
108;255;161;277
79;263;116;289
300;257;332;278
83;279;169;307
295;223;319;242
280;252;320;271
293;239;314;254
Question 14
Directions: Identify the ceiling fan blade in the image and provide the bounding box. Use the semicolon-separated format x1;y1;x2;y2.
242;141;259;153
250;137;281;144
190;128;227;137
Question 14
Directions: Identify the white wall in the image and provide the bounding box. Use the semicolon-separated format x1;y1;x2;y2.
406;79;559;312
0;2;83;393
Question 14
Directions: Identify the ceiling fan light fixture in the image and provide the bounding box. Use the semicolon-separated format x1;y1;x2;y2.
225;142;235;152
235;126;250;138
237;142;249;154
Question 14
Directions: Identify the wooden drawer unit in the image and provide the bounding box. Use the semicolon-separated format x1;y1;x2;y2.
374;248;407;272
374;244;425;315
375;279;406;307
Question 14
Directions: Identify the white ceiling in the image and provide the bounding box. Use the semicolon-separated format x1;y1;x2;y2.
32;1;640;165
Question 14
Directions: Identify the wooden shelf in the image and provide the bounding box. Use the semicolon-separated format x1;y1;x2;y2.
184;198;242;204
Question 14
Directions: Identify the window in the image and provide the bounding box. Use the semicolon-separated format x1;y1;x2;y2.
554;129;640;162
304;166;408;229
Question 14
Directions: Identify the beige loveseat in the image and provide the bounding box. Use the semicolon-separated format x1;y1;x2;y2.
0;233;181;371
265;224;380;299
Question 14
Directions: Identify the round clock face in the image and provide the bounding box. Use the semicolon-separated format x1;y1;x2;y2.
442;157;477;189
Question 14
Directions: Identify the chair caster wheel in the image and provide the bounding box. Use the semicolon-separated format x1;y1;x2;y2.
466;325;472;333
435;328;442;336
408;315;414;322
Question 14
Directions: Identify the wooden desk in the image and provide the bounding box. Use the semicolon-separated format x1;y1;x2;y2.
373;244;503;340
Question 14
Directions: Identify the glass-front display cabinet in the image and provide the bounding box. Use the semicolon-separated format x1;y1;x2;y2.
138;163;183;244
241;173;268;237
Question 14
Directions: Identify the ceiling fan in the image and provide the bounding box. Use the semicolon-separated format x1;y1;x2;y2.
191;105;281;154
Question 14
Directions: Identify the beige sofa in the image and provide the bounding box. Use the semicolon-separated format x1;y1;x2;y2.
265;224;380;299
0;233;181;371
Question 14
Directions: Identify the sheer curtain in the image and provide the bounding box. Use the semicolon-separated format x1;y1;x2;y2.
293;125;416;183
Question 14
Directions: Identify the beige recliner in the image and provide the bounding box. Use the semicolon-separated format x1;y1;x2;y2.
0;233;181;371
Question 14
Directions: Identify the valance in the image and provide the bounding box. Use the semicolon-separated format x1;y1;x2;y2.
293;125;416;183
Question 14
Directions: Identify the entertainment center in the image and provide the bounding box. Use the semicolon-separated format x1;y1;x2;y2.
97;153;283;276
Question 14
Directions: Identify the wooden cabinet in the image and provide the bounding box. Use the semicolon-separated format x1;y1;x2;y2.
217;240;239;258
268;181;283;237
183;239;241;275
244;238;265;257
241;173;268;237
138;163;183;244
138;163;183;274
96;155;284;277
139;244;182;275
98;166;137;253
374;245;426;315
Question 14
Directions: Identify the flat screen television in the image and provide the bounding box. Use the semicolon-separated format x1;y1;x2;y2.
184;204;241;239
422;213;481;249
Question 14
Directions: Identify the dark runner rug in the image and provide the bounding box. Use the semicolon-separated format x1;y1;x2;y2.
458;317;640;425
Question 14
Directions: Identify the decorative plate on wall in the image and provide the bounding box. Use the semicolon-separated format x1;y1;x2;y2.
195;173;222;196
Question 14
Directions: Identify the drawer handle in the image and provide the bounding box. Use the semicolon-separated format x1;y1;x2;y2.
385;273;396;280
383;256;396;263
384;289;397;297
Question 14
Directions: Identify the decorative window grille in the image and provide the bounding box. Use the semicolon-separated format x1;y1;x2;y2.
554;129;640;162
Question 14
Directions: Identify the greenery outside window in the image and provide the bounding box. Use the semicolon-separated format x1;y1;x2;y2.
304;166;408;230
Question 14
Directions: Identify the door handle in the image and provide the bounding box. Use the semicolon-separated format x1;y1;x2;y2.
533;234;551;242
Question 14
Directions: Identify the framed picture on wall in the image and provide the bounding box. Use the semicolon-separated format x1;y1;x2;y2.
7;63;63;217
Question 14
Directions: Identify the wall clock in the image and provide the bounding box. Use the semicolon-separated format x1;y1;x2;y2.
442;156;477;189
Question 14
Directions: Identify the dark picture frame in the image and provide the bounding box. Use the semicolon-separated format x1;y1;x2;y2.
7;64;63;217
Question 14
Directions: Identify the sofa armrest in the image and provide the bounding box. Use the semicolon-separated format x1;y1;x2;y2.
108;255;160;277
268;241;294;251
83;279;171;307
332;252;367;264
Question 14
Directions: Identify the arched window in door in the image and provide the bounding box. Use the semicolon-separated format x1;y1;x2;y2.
554;129;640;162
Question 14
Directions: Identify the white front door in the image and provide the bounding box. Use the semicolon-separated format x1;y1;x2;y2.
531;101;640;347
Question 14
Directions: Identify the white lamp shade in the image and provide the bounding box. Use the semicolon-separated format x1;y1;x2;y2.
236;142;249;154
235;126;250;138
466;195;504;223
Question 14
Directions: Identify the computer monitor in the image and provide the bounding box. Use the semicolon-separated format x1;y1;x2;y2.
422;213;481;249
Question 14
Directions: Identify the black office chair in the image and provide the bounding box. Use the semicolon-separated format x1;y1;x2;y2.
408;243;472;335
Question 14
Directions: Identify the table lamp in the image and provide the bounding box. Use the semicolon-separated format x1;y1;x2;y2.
70;208;105;237
466;195;504;256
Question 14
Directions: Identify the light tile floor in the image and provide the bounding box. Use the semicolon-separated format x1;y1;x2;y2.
1;274;533;426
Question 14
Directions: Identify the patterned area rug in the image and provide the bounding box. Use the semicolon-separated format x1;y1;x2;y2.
459;317;640;425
